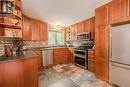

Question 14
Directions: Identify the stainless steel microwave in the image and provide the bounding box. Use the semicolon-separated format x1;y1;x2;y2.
77;32;91;41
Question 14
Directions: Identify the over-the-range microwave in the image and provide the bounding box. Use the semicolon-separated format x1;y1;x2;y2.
76;32;91;41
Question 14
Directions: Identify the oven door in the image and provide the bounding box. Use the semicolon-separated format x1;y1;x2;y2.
74;56;87;69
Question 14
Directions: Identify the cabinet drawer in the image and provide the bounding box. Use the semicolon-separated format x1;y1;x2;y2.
88;51;95;56
88;60;95;67
88;66;95;72
88;55;95;60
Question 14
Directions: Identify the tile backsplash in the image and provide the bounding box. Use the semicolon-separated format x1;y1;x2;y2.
22;41;48;49
0;37;48;56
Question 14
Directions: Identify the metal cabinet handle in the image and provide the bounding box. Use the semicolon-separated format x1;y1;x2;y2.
110;35;112;59
126;0;130;17
111;63;130;70
106;4;109;23
127;0;130;16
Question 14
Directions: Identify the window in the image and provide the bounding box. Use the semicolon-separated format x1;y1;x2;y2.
49;30;64;46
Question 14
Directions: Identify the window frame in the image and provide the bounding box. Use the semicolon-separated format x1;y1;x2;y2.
48;29;64;46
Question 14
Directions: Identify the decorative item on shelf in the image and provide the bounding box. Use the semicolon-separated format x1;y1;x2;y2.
0;44;5;56
4;44;13;57
10;18;19;25
13;39;24;56
0;0;15;17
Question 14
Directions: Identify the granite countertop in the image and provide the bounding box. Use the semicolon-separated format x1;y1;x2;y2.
23;46;76;51
0;50;37;63
0;46;75;63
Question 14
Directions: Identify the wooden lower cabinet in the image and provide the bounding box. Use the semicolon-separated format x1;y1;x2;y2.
95;25;109;82
68;48;74;63
0;58;38;87
23;58;38;87
95;58;108;81
77;21;84;34
88;49;95;72
53;48;69;65
34;51;42;70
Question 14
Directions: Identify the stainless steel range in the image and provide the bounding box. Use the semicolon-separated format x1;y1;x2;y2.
74;42;93;69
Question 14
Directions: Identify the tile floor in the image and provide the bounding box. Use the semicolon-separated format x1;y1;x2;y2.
39;63;112;87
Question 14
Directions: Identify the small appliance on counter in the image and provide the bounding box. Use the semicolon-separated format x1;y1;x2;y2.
13;39;24;56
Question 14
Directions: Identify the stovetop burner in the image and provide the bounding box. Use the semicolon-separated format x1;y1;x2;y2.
75;41;93;50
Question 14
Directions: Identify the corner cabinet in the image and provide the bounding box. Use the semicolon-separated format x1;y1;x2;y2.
110;0;130;24
95;26;109;82
0;58;38;87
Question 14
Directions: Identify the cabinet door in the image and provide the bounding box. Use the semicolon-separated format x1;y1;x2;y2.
68;48;74;63
53;48;68;64
95;59;108;80
39;22;48;41
22;16;31;40
31;20;40;40
110;0;128;24
0;61;24;87
77;21;84;33
95;26;109;82
90;17;95;40
23;58;38;87
74;24;78;35
84;19;91;32
34;51;42;69
95;3;110;27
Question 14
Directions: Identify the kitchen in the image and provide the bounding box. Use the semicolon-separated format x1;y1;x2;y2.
0;0;130;87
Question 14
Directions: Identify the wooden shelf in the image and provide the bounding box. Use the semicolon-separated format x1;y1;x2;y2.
0;0;14;3
14;14;21;20
15;4;21;10
1;14;21;20
0;23;21;29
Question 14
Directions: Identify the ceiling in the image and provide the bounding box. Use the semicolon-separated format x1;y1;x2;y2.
22;0;111;27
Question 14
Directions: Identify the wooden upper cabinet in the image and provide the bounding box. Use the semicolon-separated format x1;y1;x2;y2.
90;17;95;40
73;24;78;35
95;25;109;82
77;21;84;34
22;16;31;40
39;22;48;41
110;0;129;24
22;15;48;41
95;3;110;27
31;20;40;40
31;21;48;41
84;19;91;32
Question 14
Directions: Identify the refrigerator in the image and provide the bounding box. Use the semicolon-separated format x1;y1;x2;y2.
109;24;130;87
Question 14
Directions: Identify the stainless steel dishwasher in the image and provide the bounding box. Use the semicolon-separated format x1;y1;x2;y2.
42;49;53;67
